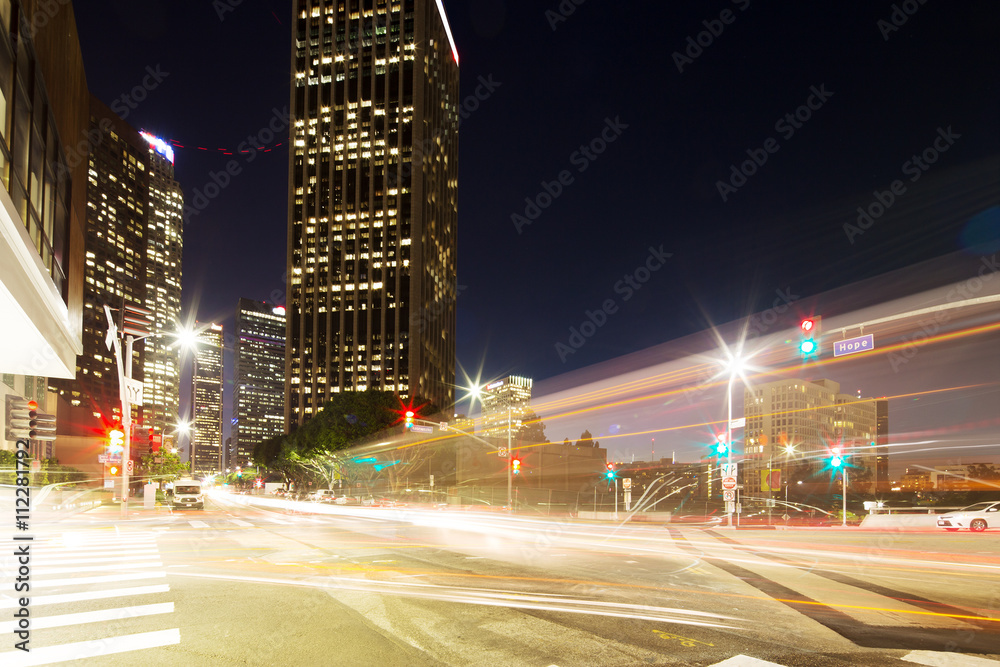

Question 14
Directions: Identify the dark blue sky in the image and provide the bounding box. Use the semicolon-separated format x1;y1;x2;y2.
73;1;999;432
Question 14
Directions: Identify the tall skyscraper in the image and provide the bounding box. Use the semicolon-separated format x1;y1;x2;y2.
192;323;223;476
233;299;286;469
285;0;460;429
51;97;150;429
140;132;184;448
479;376;533;438
875;398;889;493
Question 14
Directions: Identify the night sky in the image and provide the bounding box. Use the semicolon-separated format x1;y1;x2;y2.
73;1;999;447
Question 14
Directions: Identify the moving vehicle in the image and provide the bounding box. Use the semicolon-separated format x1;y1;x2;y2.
172;479;205;510
936;501;1000;532
310;489;337;503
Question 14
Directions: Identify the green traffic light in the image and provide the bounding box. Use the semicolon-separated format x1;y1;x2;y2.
799;339;817;355
830;455;843;468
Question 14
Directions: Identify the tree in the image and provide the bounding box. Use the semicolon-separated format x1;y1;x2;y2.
563;438;571;446
576;429;599;448
140;451;189;482
518;410;549;444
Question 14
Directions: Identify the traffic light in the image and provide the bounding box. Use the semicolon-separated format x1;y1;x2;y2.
714;436;729;457
605;462;615;480
511;457;521;474
799;316;822;356
108;464;120;476
829;447;844;469
405;411;414;429
236;467;242;478
6;397;56;441
5;396;34;441
108;426;125;453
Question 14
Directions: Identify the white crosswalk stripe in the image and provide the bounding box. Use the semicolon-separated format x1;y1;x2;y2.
0;530;180;665
230;518;253;527
903;651;1000;666
188;520;210;528
709;656;786;667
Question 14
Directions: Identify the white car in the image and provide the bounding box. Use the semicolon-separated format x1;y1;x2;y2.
310;489;337;503
937;501;1000;532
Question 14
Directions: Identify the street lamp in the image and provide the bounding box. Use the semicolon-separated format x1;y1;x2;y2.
722;352;746;527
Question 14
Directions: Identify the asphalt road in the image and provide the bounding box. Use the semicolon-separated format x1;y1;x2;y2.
2;492;999;666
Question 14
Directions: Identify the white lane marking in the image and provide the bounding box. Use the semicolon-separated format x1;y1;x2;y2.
710;656;786;667
34;571;167;589
0;628;180;666
0;585;171;609
33;552;159;565
32;561;163;576
0;602;173;633
230;519;253;527
903;650;1000;666
188;520;210;528
34;542;157;554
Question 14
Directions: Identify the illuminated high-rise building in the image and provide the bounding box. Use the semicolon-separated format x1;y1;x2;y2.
192;323;223;476
743;379;879;496
139;131;184;448
51;97;149;429
233;299;286;469
479;376;533;438
285;0;460;428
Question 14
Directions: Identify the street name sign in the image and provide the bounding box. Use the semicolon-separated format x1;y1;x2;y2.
833;334;874;357
410;424;433;433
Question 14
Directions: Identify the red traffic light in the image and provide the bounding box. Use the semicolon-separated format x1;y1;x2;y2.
800;319;815;333
108;465;119;476
26;400;37;410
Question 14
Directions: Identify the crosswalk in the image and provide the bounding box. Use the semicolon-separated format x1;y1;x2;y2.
0;530;178;665
708;653;1000;666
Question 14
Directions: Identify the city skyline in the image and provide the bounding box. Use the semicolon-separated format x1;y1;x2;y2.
68;2;999;468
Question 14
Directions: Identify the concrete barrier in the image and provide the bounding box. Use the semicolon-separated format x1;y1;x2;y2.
859;513;942;530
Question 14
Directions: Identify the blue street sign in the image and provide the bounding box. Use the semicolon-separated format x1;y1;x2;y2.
833;334;874;357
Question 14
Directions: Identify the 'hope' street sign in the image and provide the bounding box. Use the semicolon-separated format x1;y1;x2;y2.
833;334;874;357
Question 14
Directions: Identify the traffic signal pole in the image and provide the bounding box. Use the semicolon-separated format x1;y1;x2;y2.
507;408;512;513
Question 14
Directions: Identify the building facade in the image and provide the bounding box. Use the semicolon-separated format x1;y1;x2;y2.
233;299;286;470
743;378;880;496
0;0;88;415
192;323;223;476
284;0;460;428
140;132;184;448
478;375;533;438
